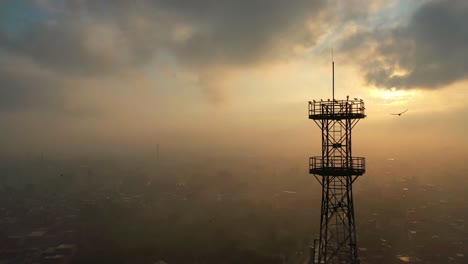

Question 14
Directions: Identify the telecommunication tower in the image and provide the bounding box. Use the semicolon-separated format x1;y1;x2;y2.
308;58;366;264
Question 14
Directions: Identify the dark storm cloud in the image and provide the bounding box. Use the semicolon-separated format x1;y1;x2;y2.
0;59;63;111
0;0;333;106
0;22;127;76
154;0;326;67
0;0;328;75
340;0;468;89
0;0;382;108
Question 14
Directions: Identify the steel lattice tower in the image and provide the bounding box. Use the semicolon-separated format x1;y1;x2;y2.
308;61;366;264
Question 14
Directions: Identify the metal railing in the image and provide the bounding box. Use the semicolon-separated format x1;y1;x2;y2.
308;100;365;118
309;156;365;176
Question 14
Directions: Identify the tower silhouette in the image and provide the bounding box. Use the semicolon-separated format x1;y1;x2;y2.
308;60;366;263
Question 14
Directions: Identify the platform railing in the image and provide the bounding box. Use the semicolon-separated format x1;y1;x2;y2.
309;156;365;176
308;100;365;118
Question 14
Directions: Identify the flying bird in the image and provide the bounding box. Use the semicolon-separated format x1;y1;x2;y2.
391;109;408;116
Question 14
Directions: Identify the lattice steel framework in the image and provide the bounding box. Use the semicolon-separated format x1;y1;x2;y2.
308;99;366;264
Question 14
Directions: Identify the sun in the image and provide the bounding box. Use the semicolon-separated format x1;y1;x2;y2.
370;87;415;105
383;88;402;99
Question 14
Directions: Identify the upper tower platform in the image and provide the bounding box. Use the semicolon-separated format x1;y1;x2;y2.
308;99;366;120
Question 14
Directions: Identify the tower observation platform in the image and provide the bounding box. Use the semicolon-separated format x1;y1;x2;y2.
308;99;366;120
308;99;366;178
308;97;366;263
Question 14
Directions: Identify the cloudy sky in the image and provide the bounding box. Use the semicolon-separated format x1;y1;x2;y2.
0;0;467;162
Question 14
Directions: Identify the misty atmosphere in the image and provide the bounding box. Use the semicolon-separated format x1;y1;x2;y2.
1;154;467;263
1;0;468;264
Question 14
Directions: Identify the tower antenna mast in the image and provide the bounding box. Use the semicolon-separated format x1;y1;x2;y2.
332;48;335;102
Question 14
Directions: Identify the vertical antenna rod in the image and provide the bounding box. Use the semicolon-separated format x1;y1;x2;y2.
332;48;334;102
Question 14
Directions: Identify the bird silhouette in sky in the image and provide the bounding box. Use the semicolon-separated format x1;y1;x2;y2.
391;109;408;116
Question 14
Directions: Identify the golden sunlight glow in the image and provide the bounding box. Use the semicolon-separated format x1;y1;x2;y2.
369;88;417;105
390;68;410;78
